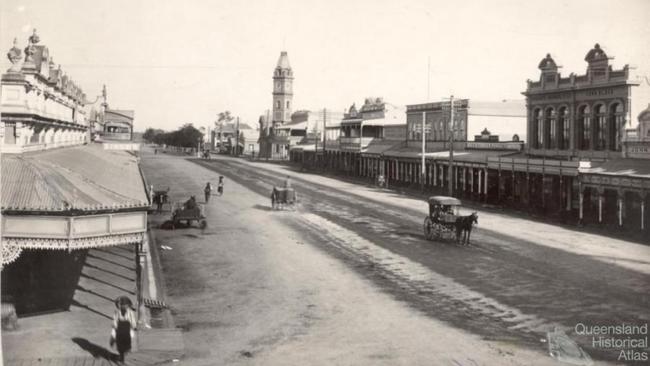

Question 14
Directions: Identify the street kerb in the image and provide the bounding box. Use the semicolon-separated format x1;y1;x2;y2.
145;228;176;329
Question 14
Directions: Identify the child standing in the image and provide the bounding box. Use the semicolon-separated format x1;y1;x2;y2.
217;176;224;196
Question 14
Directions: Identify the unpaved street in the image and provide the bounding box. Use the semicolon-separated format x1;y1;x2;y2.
141;150;649;365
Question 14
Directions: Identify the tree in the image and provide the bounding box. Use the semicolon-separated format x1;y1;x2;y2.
143;127;165;143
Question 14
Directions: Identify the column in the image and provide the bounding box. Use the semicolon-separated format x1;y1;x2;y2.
642;198;645;230
541;174;546;209
497;169;502;201
478;169;482;197
470;167;474;194
559;175;564;212
462;167;467;192
483;169;488;195
598;193;603;223
617;192;623;227
510;167;516;203
566;177;572;211
579;185;584;221
433;162;437;187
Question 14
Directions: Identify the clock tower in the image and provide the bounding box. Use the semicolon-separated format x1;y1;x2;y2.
272;51;293;128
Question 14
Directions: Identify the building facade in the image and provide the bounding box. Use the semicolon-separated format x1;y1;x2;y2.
1;31;150;315
1;31;88;154
490;44;648;230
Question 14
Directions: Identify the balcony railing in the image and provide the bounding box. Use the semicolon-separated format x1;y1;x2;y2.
102;132;131;141
339;137;375;148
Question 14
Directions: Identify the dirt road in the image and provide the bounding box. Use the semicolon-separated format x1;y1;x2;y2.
141;150;648;365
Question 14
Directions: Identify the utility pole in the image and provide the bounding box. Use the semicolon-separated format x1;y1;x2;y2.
448;95;455;197
421;110;426;192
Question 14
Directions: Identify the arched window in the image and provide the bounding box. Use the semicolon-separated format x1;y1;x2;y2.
609;103;624;151
558;107;569;149
276;100;281;109
545;107;555;149
286;101;290;109
578;105;591;150
593;104;606;150
533;109;543;149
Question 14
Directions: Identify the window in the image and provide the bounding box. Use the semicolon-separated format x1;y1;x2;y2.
558;107;569;150
578;105;591;150
276;100;281;109
545;107;555;149
594;104;606;150
533;109;543;149
609;103;624;151
286;101;290;109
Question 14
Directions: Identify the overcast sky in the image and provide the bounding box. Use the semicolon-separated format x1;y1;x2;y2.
2;0;649;132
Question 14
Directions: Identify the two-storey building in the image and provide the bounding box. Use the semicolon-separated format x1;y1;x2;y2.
1;31;150;315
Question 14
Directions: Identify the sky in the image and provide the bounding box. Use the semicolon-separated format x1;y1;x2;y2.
1;0;649;132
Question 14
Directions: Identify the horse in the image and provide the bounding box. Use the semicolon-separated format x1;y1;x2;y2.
455;212;478;245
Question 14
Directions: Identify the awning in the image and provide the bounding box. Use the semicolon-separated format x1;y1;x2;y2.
382;146;516;163
362;118;404;127
1;143;149;264
579;159;650;179
361;141;401;156
2;143;149;213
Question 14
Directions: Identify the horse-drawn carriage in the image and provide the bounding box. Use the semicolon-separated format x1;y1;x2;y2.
169;200;207;229
423;196;477;244
271;187;297;210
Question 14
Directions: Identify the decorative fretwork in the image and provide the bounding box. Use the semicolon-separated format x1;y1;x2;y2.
2;232;144;252
1;245;23;267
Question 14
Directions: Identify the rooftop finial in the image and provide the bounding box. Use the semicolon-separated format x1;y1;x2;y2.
7;37;23;72
29;28;40;45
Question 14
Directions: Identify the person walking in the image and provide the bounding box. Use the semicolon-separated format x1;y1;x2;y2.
110;296;137;364
217;176;224;196
284;175;292;188
204;182;212;203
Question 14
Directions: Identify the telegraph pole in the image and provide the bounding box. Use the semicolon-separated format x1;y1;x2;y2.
448;95;455;197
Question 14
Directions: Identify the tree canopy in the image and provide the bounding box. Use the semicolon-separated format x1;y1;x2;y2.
144;124;204;148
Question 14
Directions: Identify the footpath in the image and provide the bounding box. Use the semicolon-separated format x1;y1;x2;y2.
2;231;183;364
215;155;650;276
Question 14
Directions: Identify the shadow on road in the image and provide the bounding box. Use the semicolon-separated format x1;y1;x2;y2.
71;337;119;361
252;204;274;211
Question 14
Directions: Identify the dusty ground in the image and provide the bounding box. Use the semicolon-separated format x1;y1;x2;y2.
141;149;649;365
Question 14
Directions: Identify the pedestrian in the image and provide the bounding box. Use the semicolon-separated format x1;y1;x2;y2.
217;176;224;196
204;182;212;203
284;175;292;188
110;296;137;364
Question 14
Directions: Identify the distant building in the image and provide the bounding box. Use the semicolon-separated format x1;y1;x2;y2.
259;51;293;159
212;121;257;155
103;109;134;141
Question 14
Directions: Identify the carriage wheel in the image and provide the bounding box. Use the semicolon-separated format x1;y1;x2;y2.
200;220;207;229
423;217;434;240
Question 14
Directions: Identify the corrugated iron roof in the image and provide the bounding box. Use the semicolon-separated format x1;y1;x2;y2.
2;144;149;213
